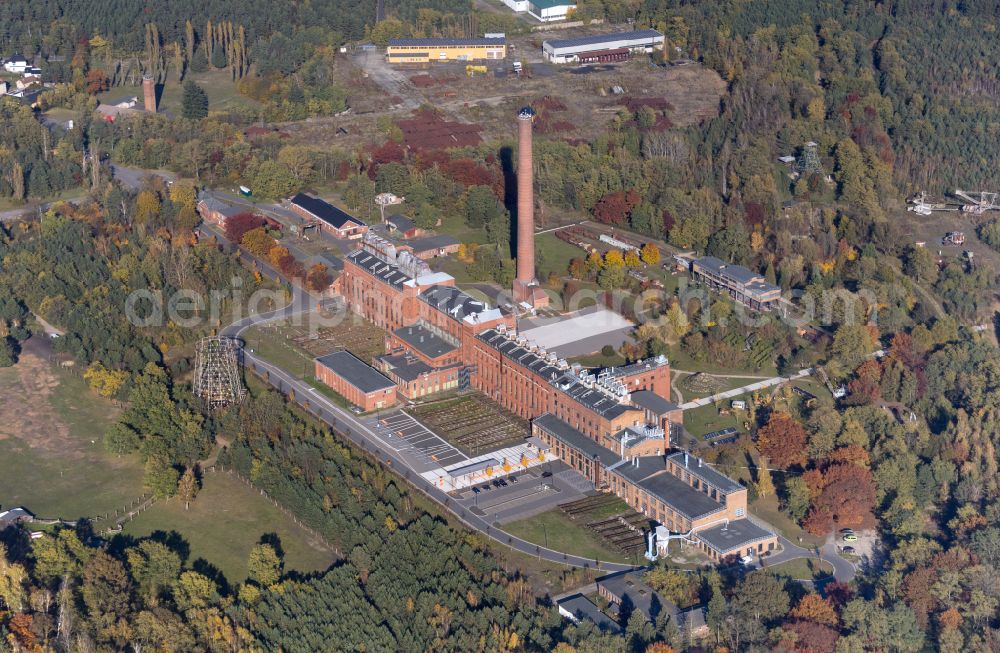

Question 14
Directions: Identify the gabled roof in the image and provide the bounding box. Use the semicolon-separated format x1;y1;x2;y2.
290;193;365;230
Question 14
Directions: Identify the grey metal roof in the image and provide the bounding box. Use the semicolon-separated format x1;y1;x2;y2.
407;234;460;252
347;250;412;289
386;214;416;233
533;414;621;466
389;37;505;47
611;457;725;521
666;452;744;494
597;570;679;622
394;323;458;359
694;518;774;554
694;256;766;286
545;30;663;50
314;351;395;394
419;285;488;321
558;594;621;633
629;390;679;415
376;353;433;382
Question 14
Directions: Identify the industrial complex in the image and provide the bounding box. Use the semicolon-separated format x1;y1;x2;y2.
309;107;778;564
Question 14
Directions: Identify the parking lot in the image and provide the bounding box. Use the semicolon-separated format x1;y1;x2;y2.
378;411;468;469
453;462;596;525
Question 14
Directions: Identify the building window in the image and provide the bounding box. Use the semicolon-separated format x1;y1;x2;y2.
735;507;744;517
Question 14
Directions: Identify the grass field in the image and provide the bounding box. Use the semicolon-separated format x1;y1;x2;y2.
682;402;743;440
96;69;259;116
667;344;779;377
243;312;386;379
766;557;833;580
535;232;585;280
123;471;337;585
751;494;823;547
502;509;629;564
0;340;144;520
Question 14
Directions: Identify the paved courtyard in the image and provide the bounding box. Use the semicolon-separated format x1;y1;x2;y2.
452;461;597;525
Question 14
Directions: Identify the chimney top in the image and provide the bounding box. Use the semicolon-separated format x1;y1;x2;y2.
517;106;536;120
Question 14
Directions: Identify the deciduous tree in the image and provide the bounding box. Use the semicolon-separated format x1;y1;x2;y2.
756;412;808;468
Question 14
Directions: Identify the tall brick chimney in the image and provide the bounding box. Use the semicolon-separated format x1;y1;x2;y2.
142;74;156;113
513;106;547;308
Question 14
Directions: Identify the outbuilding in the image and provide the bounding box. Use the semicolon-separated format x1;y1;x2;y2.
314;351;397;411
543;30;665;64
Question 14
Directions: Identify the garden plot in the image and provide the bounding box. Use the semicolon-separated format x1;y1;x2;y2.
408;394;528;457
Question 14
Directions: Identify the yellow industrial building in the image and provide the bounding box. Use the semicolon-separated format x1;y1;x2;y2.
386;37;507;64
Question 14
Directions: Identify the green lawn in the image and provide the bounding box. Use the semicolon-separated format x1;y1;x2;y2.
681;402;742;440
96;69;260;116
0;348;145;520
751;494;824;548
667;344;779;377
765;557;833;580
535;232;586;280
502;509;629;564
123;471;337;584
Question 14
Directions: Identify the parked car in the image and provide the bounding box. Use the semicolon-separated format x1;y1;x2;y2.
482;484;492;491
841;546;856;554
843;532;858;542
839;528;855;534
471;486;480;495
541;471;553;478
497;479;508;487
492;479;503;488
509;476;518;484
740;555;755;567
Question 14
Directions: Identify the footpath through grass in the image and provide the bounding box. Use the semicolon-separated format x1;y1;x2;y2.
123;470;337;584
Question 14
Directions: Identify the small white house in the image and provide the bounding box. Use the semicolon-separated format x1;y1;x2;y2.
3;54;29;74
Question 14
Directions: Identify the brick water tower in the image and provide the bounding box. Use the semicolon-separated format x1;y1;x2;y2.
142;74;156;113
512;106;548;309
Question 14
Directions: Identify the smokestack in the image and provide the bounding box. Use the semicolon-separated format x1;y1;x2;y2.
142;74;156;113
515;106;536;297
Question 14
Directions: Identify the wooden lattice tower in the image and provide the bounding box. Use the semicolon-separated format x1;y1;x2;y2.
193;337;246;410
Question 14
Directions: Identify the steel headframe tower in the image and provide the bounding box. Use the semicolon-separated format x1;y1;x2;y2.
193;337;247;410
512;106;548;309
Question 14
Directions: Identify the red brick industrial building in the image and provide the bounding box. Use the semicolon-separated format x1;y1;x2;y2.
314;350;397;411
290;193;368;239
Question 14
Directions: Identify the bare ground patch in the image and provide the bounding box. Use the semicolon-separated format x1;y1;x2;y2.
0;352;79;456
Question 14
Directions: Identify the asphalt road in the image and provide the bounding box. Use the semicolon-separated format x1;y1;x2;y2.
756;529;856;583
220;288;635;572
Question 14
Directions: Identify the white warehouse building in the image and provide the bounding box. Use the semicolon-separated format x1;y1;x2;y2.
543;29;665;64
502;0;577;22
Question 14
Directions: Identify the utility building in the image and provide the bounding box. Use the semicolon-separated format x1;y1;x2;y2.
386;38;506;64
543;29;665;64
690;256;781;311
